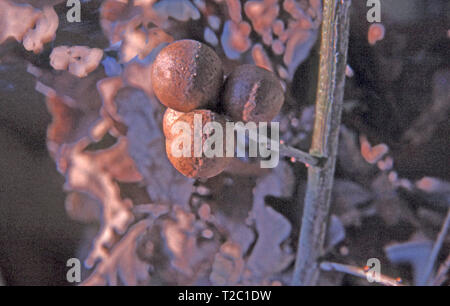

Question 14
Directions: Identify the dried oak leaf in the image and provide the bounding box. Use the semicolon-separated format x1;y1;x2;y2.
371;172;417;227
62;138;142;268
161;206;218;280
28;48;146;270
402;70;450;146
114;87;194;206
210;241;245;285
50;46;104;78
153;0;201;22
0;1;41;45
360;135;389;165
10;0;65;9
200;175;256;285
120;21;174;63
0;1;58;53
100;0;174;63
97;51;166;133
385;233;433;286
22;6;58;54
338;125;374;180
28;65;108;159
142;205;219;285
28;63;105;111
65;191;102;223
331;179;373;227
246;160;295;283
414;177;450;210
333;179;373;209
82;219;154;286
202;174;256;254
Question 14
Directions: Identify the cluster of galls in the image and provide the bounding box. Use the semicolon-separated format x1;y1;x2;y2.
152;40;284;179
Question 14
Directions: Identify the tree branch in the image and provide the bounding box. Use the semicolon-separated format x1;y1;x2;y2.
320;262;404;286
291;0;351;285
238;125;322;166
279;142;323;167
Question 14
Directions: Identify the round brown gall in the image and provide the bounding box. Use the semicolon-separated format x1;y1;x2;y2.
165;109;231;179
152;40;224;113
163;107;185;137
223;64;284;123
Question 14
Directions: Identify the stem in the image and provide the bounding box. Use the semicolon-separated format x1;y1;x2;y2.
320;262;404;286
238;125;322;166
279;142;322;166
291;0;351;286
423;208;450;285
